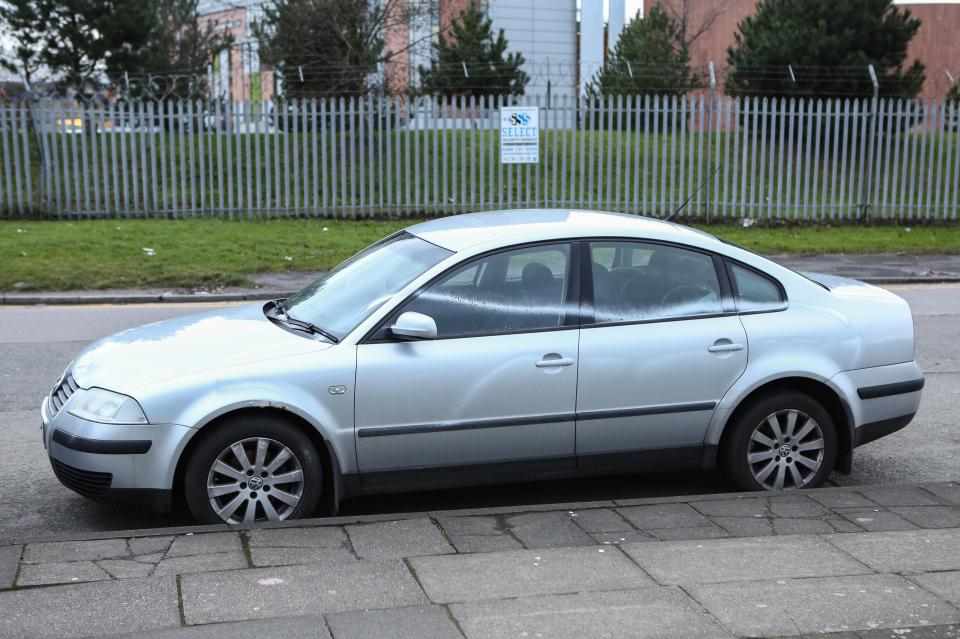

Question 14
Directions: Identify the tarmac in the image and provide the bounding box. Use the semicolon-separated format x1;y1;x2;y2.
2;482;960;638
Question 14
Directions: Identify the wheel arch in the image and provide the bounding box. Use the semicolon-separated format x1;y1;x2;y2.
705;376;854;473
172;406;345;516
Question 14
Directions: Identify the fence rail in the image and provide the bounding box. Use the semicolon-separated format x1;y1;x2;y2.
0;95;958;220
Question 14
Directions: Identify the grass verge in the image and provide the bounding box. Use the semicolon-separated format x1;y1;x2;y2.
2;218;958;291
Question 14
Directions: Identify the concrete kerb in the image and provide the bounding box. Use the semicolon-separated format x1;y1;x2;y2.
2;276;960;306
8;482;957;547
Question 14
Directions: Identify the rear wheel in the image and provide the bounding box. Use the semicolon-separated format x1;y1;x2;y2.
721;391;837;491
184;415;322;524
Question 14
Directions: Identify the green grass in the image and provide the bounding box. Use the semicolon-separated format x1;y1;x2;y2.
2;218;959;291
4;128;959;219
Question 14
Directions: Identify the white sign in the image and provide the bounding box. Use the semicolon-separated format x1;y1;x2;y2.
500;106;540;164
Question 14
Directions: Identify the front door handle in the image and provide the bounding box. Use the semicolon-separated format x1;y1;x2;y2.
708;341;745;353
536;355;576;368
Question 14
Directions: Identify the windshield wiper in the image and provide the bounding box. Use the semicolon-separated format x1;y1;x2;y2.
269;299;340;343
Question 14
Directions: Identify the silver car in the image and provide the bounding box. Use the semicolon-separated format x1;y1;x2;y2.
41;210;924;524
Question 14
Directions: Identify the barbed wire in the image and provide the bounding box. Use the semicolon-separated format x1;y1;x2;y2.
1;57;955;102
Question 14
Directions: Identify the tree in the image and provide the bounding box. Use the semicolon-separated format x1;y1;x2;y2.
418;1;528;98
136;0;233;100
587;7;697;98
256;0;417;98
948;82;960;104
725;0;925;99
651;0;733;49
35;0;162;91
0;0;45;85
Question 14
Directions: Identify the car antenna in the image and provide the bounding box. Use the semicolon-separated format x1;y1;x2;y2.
663;163;723;223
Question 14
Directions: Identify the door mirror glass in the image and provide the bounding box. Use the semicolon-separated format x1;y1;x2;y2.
391;311;438;340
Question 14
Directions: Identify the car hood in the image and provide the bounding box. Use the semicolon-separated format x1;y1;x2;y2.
71;303;332;394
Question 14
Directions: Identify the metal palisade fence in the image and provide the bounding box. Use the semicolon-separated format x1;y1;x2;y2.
0;94;958;220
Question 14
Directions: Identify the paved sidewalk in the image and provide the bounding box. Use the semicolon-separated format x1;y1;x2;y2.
3;254;959;305
1;483;959;638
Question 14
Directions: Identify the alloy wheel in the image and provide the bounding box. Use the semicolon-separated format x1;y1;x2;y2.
747;409;825;490
206;437;305;523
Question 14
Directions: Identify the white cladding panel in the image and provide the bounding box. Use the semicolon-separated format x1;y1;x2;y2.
488;0;578;99
579;0;604;96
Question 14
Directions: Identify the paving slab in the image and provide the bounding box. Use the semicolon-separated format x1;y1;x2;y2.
688;573;959;637
104;616;330;639
246;526;347;549
17;559;112;586
858;626;960;639
451;586;732;639
590;530;655;545
807;488;879;509
911;571;960;608
23;538;129;563
647;524;731;541
623;534;871;585
0;575;180;639
504;511;595;548
618;502;713;529
828;529;960;574
153;551;248;576
767;495;832;518
165;532;241;558
922;483;960;506
568;508;636;533
0;545;20;588
249;546;357;567
346;518;454;560
445;534;524;554
98;558;155;579
688;497;769;518
711;516;774;537
326;604;462;639
180;560;426;625
892;506;960;529
408;545;653;604
772;518;837;535
837;508;921;532
857;486;945;508
128;536;174;556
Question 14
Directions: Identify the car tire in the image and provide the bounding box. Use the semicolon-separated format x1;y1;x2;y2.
184;414;323;524
721;390;837;492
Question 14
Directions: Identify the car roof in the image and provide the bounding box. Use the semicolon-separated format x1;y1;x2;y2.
406;209;721;252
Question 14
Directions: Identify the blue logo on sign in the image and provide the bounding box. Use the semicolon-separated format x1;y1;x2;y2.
509;112;530;126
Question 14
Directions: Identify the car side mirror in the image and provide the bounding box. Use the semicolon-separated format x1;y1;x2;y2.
390;312;438;340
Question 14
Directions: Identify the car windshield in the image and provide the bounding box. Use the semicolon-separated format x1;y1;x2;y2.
282;232;452;340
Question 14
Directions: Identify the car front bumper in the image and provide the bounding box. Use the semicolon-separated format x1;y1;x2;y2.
41;396;195;512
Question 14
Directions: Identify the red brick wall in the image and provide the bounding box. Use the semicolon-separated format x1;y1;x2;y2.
644;0;960;100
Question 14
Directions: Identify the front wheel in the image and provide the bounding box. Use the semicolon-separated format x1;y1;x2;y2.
184;415;322;524
721;391;837;492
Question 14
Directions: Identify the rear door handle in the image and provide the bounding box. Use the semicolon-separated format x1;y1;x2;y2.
536;356;576;368
708;342;744;353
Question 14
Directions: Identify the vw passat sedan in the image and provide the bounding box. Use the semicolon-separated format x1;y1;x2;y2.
41;210;924;523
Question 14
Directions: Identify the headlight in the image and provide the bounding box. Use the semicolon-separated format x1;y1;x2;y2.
68;388;148;424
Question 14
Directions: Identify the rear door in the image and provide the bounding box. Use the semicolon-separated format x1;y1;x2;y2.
576;240;748;470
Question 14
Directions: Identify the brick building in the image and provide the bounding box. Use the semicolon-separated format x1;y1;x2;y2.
643;0;960;100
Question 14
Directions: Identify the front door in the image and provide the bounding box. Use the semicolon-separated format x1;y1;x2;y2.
576;240;748;470
355;242;580;489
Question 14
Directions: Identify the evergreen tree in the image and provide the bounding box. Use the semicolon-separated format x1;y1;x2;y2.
257;0;412;98
418;1;528;97
726;0;925;99
0;0;45;85
587;7;697;98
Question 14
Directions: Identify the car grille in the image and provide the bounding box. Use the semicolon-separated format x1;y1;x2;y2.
50;372;79;415
51;459;112;497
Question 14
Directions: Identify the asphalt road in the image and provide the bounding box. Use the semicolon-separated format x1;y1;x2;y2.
1;286;957;541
